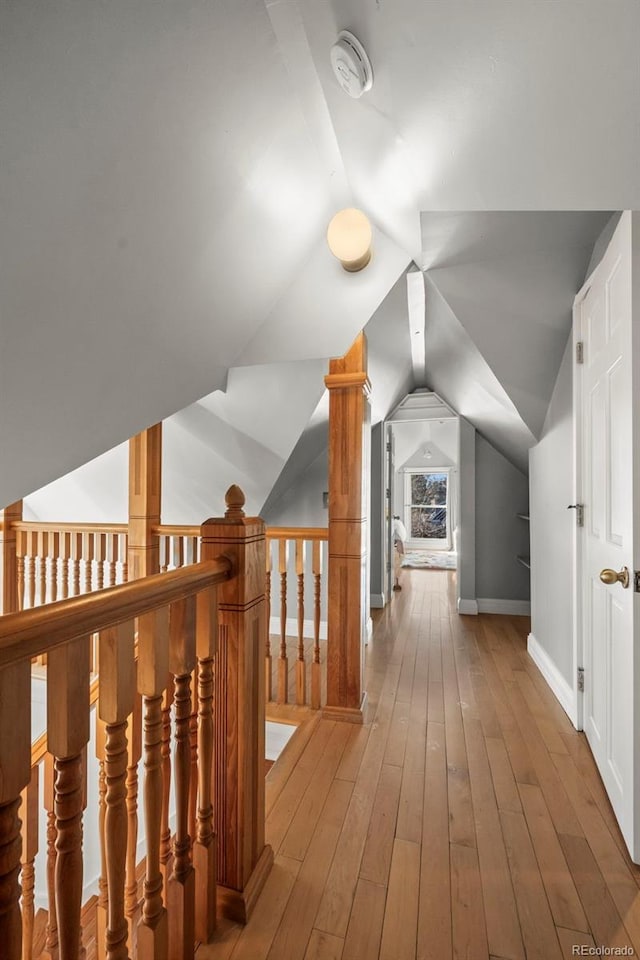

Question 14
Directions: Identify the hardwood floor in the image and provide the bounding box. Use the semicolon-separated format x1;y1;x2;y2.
198;569;640;960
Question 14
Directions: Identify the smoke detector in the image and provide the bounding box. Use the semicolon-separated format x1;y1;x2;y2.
330;31;373;99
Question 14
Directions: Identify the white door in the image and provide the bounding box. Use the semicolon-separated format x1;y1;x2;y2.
577;211;639;861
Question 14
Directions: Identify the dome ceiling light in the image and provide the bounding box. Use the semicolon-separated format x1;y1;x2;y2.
330;31;373;99
326;208;373;272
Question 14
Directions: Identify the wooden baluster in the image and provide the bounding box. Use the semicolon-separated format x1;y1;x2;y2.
83;534;94;594
125;693;142;956
192;537;199;565
71;534;82;597
136;608;169;959
265;540;272;703
49;533;60;604
37;531;48;606
295;540;306;706
175;538;184;571
20;765;39;960
120;535;128;584
167;598;196;960
0;660;31;960
47;635;91;960
193;588;217;943
202;488;273;922
16;529;27;612
159;676;174;894
278;539;288;704
99;622;136;960
188;673;198;843
106;536;117;588
311;541;323;710
27;539;36;609
60;534;70;601
96;535;106;591
95;721;108;960
41;755;58;960
160;537;169;574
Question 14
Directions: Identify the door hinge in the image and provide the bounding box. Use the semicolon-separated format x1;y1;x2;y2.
635;571;640;593
577;667;585;693
567;503;584;526
385;487;391;500
386;441;392;452
576;341;584;364
386;561;391;572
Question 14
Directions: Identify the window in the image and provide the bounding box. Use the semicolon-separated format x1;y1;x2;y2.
404;470;450;547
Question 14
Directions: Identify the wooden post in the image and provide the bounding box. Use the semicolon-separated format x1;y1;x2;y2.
193;587;218;943
323;333;370;724
0;501;22;615
21;765;39;960
0;660;31;960
167;597;196;960
201;486;273;923
99;622;136;960
128;425;162;582
47;635;91;960
136;608;170;960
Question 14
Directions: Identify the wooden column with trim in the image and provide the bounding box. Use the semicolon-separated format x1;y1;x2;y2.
201;486;273;923
128;425;162;581
0;501;22;615
323;333;371;724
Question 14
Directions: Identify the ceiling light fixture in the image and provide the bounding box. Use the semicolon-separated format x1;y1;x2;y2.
326;208;372;272
330;31;373;99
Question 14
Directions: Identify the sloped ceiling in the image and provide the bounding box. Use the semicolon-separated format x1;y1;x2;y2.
2;0;640;508
418;212;613;468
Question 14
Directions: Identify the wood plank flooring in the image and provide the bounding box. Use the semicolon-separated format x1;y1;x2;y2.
198;569;640;960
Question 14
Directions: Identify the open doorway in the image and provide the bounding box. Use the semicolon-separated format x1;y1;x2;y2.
382;392;469;603
392;419;459;576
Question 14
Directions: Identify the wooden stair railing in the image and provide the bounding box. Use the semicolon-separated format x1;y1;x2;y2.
13;523;128;609
264;528;328;710
0;489;273;960
11;521;330;712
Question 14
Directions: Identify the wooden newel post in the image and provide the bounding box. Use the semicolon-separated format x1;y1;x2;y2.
324;332;371;724
0;501;22;615
201;486;273;923
128;425;162;582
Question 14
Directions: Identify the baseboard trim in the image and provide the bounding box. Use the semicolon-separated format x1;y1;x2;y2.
457;598;478;615
269;616;327;640
527;632;577;726
370;593;386;609
477;598;531;616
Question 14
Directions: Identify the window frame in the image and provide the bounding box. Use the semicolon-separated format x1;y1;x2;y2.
403;467;452;550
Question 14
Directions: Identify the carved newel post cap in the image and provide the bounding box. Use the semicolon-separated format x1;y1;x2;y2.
225;485;246;519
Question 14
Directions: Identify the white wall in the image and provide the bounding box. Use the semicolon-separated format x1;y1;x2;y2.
529;338;574;684
475;435;530;607
457;417;477;612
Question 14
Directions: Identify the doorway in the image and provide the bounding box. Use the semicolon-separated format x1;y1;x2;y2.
380;392;475;606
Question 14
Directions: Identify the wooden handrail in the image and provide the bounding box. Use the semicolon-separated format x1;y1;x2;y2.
267;526;328;541
13;520;328;540
12;521;127;534
153;524;199;537
0;558;231;667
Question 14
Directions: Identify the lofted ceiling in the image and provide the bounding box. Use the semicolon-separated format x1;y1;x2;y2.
2;0;639;508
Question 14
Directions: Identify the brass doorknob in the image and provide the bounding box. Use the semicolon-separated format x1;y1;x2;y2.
599;567;630;588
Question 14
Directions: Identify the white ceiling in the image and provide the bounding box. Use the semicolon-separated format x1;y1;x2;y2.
2;0;639;506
